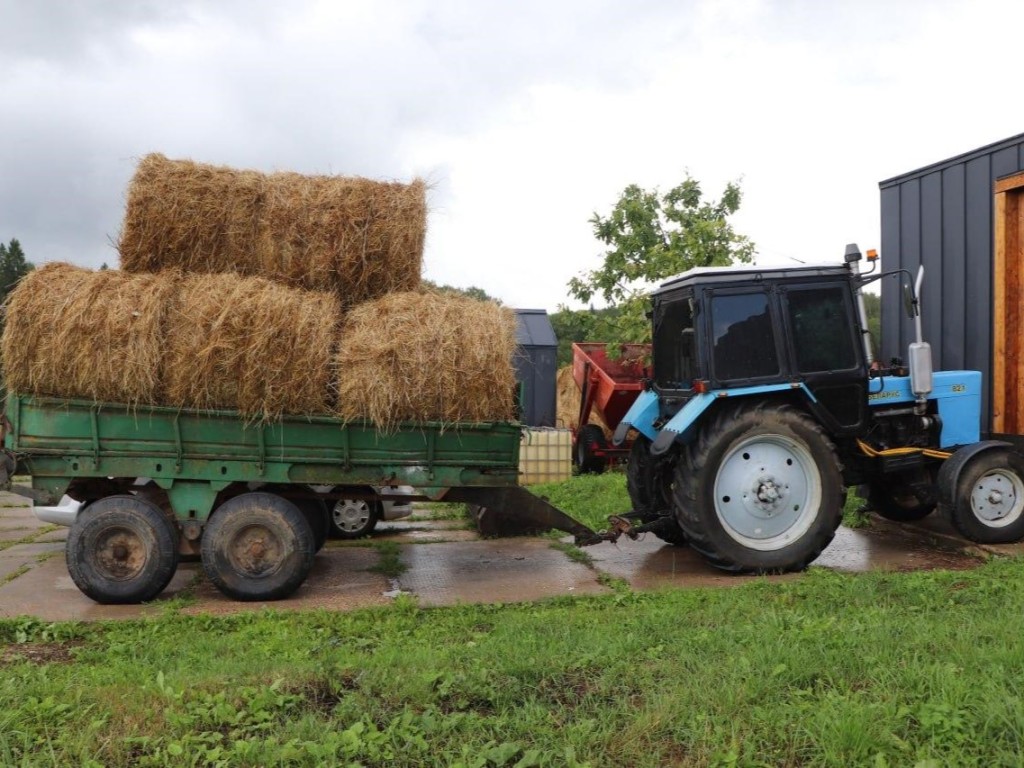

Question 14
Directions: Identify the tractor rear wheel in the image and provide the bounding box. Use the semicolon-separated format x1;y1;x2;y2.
626;436;687;546
947;448;1024;543
673;403;844;573
575;424;607;475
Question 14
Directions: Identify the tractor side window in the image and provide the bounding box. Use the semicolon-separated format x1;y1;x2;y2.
653;297;696;389
787;287;858;373
711;292;779;381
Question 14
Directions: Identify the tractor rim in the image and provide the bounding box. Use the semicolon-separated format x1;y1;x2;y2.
970;468;1024;527
713;433;821;551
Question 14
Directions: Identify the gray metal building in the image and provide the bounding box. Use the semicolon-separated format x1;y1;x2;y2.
514;309;558;427
879;132;1024;431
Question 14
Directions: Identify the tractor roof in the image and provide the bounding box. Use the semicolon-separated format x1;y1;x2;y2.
653;262;852;296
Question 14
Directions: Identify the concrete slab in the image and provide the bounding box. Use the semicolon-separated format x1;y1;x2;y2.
183;546;392;615
398;538;609;607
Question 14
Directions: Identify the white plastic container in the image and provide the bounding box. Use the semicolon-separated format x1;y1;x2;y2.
518;428;572;485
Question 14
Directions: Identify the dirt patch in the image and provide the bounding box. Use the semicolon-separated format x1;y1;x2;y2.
0;641;81;666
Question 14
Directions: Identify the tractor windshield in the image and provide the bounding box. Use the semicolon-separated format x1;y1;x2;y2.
653;296;697;390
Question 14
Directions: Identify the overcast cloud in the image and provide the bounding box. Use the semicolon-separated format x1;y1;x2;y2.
2;0;1023;309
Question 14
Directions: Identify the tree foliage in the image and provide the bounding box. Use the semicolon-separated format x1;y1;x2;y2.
421;280;498;304
0;238;33;303
564;174;755;344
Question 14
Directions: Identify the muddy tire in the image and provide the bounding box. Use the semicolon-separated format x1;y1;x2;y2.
868;474;937;522
295;498;329;552
201;492;314;601
66;495;179;604
329;493;380;539
673;403;844;573
626;436;687;546
575;424;607;475
948;448;1024;543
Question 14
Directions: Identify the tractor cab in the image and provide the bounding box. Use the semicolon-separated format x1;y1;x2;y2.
649;263;869;436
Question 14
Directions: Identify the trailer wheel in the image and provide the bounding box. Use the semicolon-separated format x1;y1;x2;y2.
948;448;1024;543
626;436;687;546
66;495;179;604
674;403;843;573
575;424;607;475
294;498;329;552
201;492;315;601
868;474;937;522
329;493;380;539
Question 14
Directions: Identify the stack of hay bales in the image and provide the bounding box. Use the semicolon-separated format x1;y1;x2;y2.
555;365;612;440
1;154;518;428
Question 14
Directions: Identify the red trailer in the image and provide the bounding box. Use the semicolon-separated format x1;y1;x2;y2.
572;342;651;473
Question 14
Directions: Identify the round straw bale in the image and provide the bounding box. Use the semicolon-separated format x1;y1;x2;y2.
118;154;426;305
162;273;342;420
555;365;612;439
1;263;176;405
334;292;518;430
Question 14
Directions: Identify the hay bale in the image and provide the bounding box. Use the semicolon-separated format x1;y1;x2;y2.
1;263;175;405
555;365;612;439
334;292;517;430
118;153;426;305
162;273;341;420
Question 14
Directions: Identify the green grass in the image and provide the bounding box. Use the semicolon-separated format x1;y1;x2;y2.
529;473;872;534
368;541;407;578
528;472;631;532
3;560;1024;766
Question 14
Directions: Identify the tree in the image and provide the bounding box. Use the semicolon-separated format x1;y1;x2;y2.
0;238;33;304
421;279;499;304
567;174;755;343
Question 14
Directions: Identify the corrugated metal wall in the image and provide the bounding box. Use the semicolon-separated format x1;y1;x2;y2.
879;133;1024;431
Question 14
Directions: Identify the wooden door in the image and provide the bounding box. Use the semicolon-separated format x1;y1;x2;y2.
993;172;1024;433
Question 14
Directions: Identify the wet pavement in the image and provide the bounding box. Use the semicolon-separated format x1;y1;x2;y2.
0;491;1015;621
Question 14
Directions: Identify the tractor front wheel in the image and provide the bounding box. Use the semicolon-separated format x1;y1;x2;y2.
673;403;844;573
947;448;1024;543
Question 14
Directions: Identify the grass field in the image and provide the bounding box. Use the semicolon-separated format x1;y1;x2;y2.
2;473;1018;767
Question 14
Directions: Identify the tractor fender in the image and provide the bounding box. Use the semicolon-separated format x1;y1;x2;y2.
936;440;1013;509
649;382;815;457
612;389;660;445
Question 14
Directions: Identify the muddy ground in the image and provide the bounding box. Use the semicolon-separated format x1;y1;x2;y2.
1;492;1019;621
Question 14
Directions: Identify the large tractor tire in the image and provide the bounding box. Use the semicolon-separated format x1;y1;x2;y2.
673;403;844;573
575;424;608;475
946;448;1024;543
201;492;315;601
66;495;180;604
626;436;687;546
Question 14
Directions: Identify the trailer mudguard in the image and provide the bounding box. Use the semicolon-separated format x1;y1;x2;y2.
649;382;817;456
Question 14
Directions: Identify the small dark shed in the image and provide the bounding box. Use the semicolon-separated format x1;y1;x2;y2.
879;132;1024;433
514;309;558;427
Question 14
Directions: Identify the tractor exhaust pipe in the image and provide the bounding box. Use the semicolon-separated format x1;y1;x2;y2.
908;265;932;414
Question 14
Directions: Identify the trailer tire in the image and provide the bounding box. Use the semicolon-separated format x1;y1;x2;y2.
626;436;687;546
295;498;329;552
201;492;315;601
947;448;1024;543
674;403;843;573
66;495;179;604
576;424;607;475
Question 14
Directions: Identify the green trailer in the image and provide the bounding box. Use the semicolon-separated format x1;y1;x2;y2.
1;395;601;604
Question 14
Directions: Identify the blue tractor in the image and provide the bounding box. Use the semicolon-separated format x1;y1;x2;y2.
614;245;1024;572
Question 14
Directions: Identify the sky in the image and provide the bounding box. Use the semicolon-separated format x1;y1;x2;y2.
2;0;1024;311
